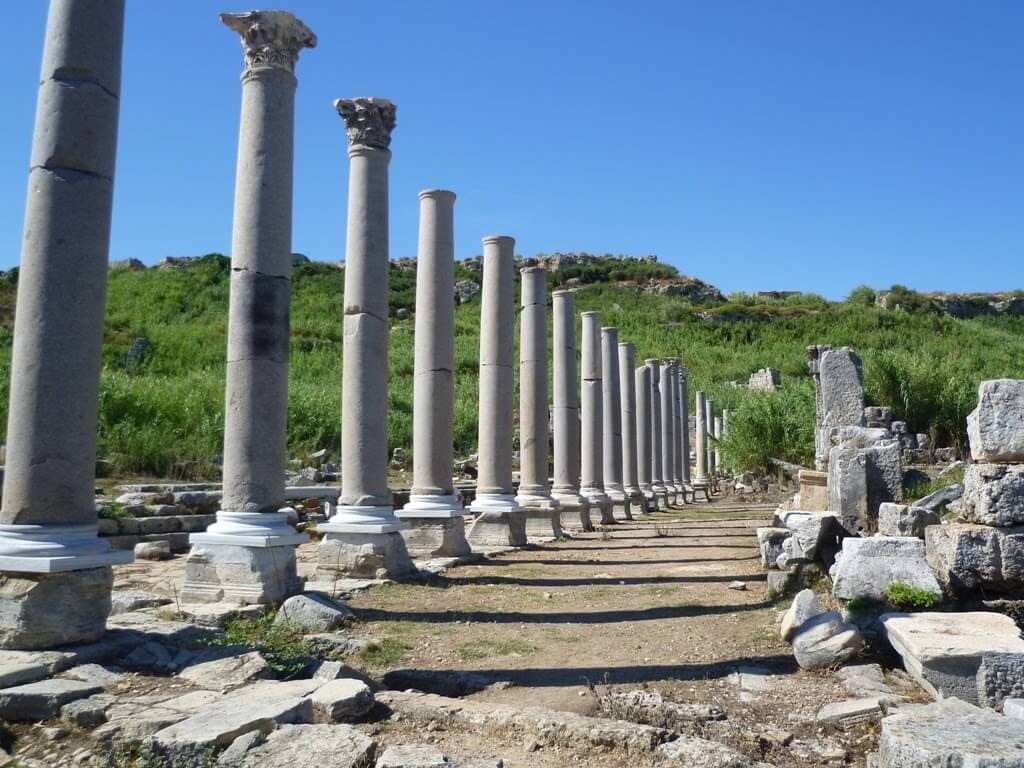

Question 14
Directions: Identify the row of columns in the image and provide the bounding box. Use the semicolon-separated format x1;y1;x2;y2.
0;1;732;650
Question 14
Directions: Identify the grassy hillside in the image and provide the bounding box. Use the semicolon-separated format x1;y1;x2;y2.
0;255;1021;478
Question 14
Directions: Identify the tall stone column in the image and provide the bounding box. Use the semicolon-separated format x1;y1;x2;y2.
647;360;669;508
601;327;629;520
635;366;657;511
619;343;643;517
660;361;678;506
466;236;527;547
706;397;717;481
184;12;316;604
0;0;132;649
396;190;470;557
679;364;691;487
516;267;561;539
694;391;710;492
669;361;687;502
318;97;415;578
714;415;724;477
580;313;613;524
550;291;591;531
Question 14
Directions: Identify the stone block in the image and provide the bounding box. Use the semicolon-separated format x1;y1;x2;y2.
877;503;940;538
398;517;471;559
0;649;74;688
1004;698;1024;718
831;536;942;603
780;589;824;642
0;678;102;720
317;531;416;580
963;463;1024;526
865;441;904;512
275;593;351;632
178;650;270;692
134;540;172;560
231;724;376;767
777;510;846;565
756;527;788;568
925;523;1024;595
0;567;113;650
976;652;1024;709
522;506;562;540
60;693;114;728
110;590;172;616
180;543;304;605
878;698;1024;766
967;379;1024;462
791;612;864;669
829;445;870;534
308;678;374;722
375;744;449;767
880;611;1024;705
797;469;828;511
830;426;892;450
816;697;883;726
465;509;527;548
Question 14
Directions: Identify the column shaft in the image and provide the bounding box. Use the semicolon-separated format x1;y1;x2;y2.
551;291;589;530
635;366;655;510
601;327;627;517
660;362;676;504
580;313;612;521
679;366;691;485
694;390;709;485
619;343;641;509
646;359;668;505
706;398;716;478
518;268;552;498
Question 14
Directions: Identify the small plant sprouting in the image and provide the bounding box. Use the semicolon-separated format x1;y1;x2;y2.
884;581;941;610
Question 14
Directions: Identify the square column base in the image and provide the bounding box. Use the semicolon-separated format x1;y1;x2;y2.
521;505;562;540
316;531;415;580
625;490;644;519
398;516;472;559
610;497;632;522
180;542;304;605
0;567;114;650
553;494;592;532
584;495;615;526
466;498;527;548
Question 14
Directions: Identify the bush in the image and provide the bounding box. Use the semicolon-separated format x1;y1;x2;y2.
884;581;941;610
717;385;815;474
847;285;876;306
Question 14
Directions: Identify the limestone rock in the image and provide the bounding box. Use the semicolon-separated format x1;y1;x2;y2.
178;650;270;692
876;503;940;538
880;611;1024;705
655;735;772;767
914;483;963;512
0;567;114;650
963;463;1024;526
110;590;172;616
925;523;1024;595
232;723;376;767
375;745;449;767
309;678;375;722
967;379;1024;462
94;690;224;743
62;664;123;686
1004;698;1024;719
791;612;864;669
775;510;845;564
597;689;725;731
134;540;172;560
275;592;351;632
878;697;1024;766
830;537;942;603
60;693;115;728
0;678;102;721
828;445;870;534
830;426;892;450
976;652;1024;709
815;697;884;726
780;589;825;642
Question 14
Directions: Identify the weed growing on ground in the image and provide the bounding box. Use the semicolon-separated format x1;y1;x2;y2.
210;612;313;676
457;639;538;661
904;464;966;503
358;636;411;667
884;582;941;610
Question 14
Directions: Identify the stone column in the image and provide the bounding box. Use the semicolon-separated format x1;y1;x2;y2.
706;397;717;481
551;291;591;531
647;359;670;508
466;236;527;547
679;364;691;487
396;190;470;558
516;267;561;539
635;366;657;511
601;327;629;520
669;361;687;502
693;391;710;491
580;313;613;524
619;343;643;517
318;97;415;578
0;0;132;649
714;414;724;475
660;361;678;506
182;11;315;606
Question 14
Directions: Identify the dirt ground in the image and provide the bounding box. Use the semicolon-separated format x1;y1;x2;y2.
106;496;916;767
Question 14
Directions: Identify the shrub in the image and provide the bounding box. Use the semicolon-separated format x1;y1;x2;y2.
884;581;940;610
847;285;876;306
717;385;815;474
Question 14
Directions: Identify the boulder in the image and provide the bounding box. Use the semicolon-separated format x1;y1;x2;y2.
878;698;1024;766
776;510;846;564
830;537;942;603
914;483;962;512
880;611;1024;705
780;589;825;642
962;463;1024;526
876;503;940;538
309;678;375;722
134;540;172;560
60;693;115;728
231;723;376;768
756;527;788;569
967;379;1024;462
791;612;864;669
275;593;351;632
925;523;1024;595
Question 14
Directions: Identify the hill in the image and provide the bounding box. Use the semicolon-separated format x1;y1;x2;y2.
0;254;1022;479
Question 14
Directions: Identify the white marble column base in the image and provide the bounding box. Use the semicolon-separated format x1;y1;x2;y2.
319;505;410;534
466;493;526;548
521;505;563;540
399;515;472;559
189;511;308;548
0;566;115;650
581;488;615;525
397;494;467;519
0;524;133;573
181;542;304;605
552;491;592;532
316;529;416;580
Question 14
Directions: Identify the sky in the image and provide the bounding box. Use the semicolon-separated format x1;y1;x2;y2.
2;2;1022;299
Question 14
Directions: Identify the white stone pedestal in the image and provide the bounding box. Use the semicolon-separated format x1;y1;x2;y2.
397;495;471;558
316;506;414;580
466;494;526;548
517;495;562;540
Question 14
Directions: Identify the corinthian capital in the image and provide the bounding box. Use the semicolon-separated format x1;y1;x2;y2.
221;10;316;74
334;98;397;150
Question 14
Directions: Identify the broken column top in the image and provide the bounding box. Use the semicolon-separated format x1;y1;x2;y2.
334;97;396;149
482;234;514;247
418;189;455;201
220;10;316;74
967;379;1024;462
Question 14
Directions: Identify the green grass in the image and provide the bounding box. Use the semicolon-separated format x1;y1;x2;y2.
210;612;314;676
456;638;539;661
357;636;411;667
905;464;966;503
884;581;941;610
1;256;1022;477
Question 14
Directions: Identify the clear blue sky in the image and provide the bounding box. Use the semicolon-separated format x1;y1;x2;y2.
3;2;1022;299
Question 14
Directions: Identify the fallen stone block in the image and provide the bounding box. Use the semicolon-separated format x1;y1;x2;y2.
0;678;102;721
766;563;826;599
134;540;172;560
775;510;846;564
94;690;224;743
0;649;75;688
828;444;871;534
791;612;864;669
178;649;270;692
963;463;1024;526
976;652;1024;709
876;503;940;538
756;527;788;569
275;592;351;632
61;663;123;686
228;723;376;768
815;697;884;726
375;744;449;768
878;697;1024;766
925;522;1024;595
880;611;1024;705
109;590;172;616
967;379;1024;462
831;536;942;603
914;483;963;513
780;589;825;642
597;689;725;731
60;693;115;728
309;678;375;722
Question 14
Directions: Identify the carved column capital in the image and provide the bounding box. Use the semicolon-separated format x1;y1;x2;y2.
221;10;316;75
335;97;397;150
